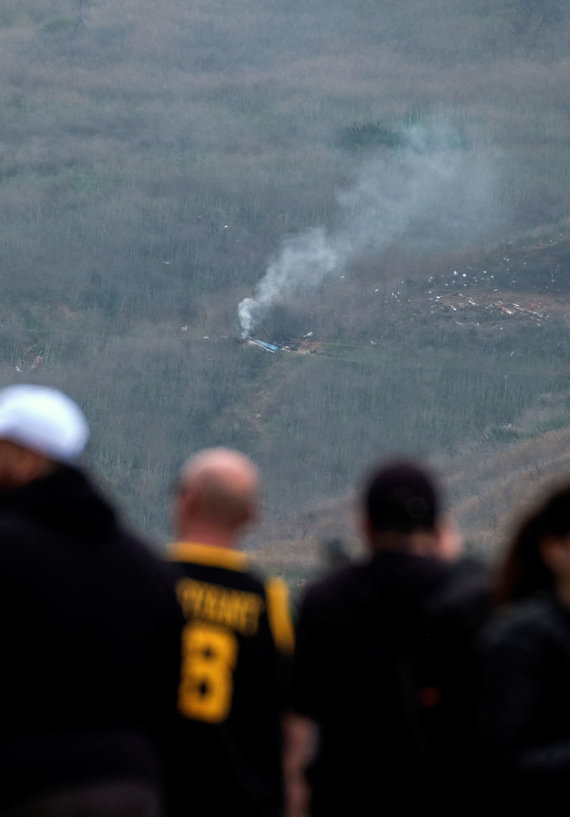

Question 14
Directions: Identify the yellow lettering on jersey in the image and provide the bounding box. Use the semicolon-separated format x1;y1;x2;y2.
176;578;264;635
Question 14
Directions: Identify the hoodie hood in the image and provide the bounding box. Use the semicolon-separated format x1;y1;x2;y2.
0;464;117;541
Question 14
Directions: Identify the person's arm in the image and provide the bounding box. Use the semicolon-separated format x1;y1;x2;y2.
265;576;310;816
266;577;295;655
284;585;329;817
282;713;316;817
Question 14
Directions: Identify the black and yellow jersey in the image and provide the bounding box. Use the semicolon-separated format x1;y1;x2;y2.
168;541;294;817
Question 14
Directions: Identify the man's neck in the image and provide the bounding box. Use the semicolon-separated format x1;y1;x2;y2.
369;530;440;558
177;522;236;549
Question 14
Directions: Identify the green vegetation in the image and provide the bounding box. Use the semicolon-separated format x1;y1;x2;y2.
1;0;570;575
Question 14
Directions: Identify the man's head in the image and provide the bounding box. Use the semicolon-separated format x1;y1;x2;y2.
0;385;89;491
175;447;260;546
361;459;453;557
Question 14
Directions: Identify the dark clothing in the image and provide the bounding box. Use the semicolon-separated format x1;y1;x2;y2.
169;542;294;817
422;558;490;817
0;466;182;813
292;548;454;817
2;781;160;817
480;592;570;817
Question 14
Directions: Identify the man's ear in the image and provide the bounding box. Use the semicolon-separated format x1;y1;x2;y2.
434;515;463;561
4;444;54;487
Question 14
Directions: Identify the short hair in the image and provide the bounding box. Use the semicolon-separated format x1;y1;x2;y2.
363;460;439;535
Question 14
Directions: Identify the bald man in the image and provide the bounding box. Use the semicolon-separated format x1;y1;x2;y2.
168;449;294;817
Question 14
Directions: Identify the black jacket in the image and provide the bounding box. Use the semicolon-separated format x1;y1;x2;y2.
480;592;570;816
422;557;490;817
0;465;182;810
292;549;453;817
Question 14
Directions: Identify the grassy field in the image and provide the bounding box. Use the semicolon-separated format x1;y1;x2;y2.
1;0;569;575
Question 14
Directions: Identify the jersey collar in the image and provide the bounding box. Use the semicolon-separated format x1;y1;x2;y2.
168;541;249;571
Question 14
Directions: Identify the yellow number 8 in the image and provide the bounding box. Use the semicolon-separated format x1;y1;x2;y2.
178;622;238;723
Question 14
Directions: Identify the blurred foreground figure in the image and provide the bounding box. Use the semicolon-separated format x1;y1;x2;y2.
480;484;570;817
169;448;294;817
288;460;488;817
0;385;182;817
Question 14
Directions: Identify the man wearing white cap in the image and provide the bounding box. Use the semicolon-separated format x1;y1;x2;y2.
0;384;89;489
0;385;182;817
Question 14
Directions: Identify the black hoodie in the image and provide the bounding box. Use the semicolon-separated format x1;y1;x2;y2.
292;549;453;817
0;465;181;810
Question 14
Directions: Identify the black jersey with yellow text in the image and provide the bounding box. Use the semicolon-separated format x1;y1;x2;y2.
168;541;294;817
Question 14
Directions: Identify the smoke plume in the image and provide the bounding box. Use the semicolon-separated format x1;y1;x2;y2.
238;124;500;337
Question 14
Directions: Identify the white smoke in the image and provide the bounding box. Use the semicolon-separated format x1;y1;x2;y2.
238;227;346;338
238;124;500;337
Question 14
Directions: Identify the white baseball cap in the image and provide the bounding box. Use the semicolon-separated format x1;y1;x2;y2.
0;384;89;463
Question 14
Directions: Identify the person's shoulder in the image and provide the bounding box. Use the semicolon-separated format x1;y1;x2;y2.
263;574;295;654
113;524;162;560
299;559;369;613
443;556;489;594
367;551;455;609
302;550;447;601
0;488;57;549
0;511;39;552
481;594;557;652
429;557;491;627
169;543;269;596
117;530;181;600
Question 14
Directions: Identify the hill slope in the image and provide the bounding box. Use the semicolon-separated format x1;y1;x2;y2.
1;0;569;572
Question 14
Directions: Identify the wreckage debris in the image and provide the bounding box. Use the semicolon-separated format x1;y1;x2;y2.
428;290;547;324
246;338;280;353
244;336;322;355
15;345;44;374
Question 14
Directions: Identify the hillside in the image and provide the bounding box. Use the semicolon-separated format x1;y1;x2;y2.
1;0;569;577
249;224;570;582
